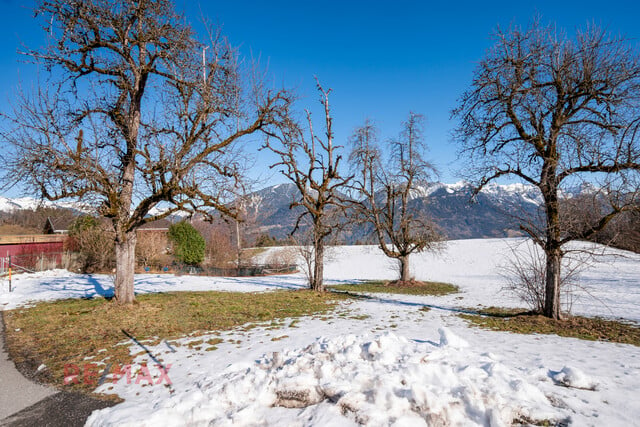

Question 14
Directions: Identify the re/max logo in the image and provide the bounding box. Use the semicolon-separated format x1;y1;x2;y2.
63;363;172;386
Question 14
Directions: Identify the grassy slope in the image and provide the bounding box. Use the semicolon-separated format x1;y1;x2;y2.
330;280;459;296
459;307;640;346
3;290;348;394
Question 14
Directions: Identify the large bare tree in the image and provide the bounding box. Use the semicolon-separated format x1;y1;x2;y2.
453;20;640;319
349;114;441;282
265;80;351;291
0;0;291;303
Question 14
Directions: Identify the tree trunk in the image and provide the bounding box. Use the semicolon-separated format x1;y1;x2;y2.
114;231;137;304
399;255;411;282
312;235;325;292
544;249;562;319
541;160;562;320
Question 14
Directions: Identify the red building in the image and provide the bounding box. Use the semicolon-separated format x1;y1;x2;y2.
0;235;67;269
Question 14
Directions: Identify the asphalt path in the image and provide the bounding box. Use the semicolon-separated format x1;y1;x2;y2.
0;313;114;426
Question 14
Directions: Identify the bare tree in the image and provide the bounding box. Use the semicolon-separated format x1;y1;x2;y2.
192;219;237;269
568;195;640;253
603;209;640;253
0;0;292;304
453;20;640;319
136;230;170;270
349;114;442;283
265;80;351;291
499;241;586;314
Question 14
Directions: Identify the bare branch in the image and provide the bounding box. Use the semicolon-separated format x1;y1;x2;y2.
452;19;640;319
349;114;443;282
264;81;352;291
1;0;293;303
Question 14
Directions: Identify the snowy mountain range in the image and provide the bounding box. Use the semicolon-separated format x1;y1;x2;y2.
0;196;90;213
240;181;547;241
1;181;593;241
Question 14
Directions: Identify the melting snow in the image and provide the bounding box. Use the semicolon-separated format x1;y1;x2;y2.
1;238;639;426
87;331;562;426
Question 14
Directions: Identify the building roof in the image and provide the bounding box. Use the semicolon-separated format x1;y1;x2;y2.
138;218;172;231
0;234;67;245
44;216;76;234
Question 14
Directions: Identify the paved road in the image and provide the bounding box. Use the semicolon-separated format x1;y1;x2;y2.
0;313;114;426
0;314;55;420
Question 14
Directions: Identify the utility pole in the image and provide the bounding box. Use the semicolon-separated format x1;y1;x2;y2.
202;46;209;84
235;196;244;274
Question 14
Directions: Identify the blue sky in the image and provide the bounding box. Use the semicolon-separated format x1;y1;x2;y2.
2;0;640;195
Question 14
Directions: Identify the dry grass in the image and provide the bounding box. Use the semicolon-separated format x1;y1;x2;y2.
459;307;640;346
330;280;458;296
3;290;348;394
0;224;40;235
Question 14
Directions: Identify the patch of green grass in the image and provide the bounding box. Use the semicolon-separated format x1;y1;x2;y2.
459;307;640;346
3;289;348;394
330;280;458;296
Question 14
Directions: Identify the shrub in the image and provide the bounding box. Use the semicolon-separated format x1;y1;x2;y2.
136;230;171;269
68;216;115;272
168;221;206;266
500;242;585;314
265;247;298;268
205;227;236;268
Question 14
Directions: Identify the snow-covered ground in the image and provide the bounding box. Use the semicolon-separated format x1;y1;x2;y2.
0;269;309;311
1;238;639;426
4;238;637;321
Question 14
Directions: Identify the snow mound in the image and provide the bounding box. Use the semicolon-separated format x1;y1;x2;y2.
551;366;598;390
438;327;469;348
87;332;560;426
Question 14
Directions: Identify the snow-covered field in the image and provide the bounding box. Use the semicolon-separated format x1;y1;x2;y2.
1;238;639;426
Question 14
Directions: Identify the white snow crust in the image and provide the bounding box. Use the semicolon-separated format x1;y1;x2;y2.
86;331;561;427
1;238;639;426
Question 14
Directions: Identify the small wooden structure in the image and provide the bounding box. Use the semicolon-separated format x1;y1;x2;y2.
0;234;67;257
43;216;76;234
0;235;67;272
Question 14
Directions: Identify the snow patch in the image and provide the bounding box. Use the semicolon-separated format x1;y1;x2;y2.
86;333;561;426
438;327;469;348
551;366;598;390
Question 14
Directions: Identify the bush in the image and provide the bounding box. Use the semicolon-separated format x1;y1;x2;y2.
136;230;171;269
205;226;237;268
265;247;298;268
68;216;115;273
168;221;206;266
500;242;585;314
